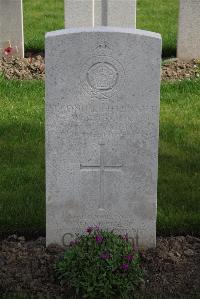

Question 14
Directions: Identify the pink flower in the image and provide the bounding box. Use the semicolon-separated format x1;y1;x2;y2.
69;241;76;246
94;225;100;231
4;47;12;55
119;233;129;242
121;263;129;271
86;227;93;234
124;233;129;241
124;254;134;262
100;252;110;260
95;235;103;244
69;240;79;246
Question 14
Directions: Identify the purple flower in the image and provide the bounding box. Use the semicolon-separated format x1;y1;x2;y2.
94;225;100;232
100;252;110;260
119;233;129;242
95;235;104;244
121;263;129;271
86;227;93;234
69;241;76;246
69;240;79;246
124;234;129;241
124;254;134;262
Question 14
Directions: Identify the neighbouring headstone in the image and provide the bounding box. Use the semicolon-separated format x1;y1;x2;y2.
65;0;136;28
46;27;161;248
94;0;136;27
65;0;94;28
0;0;24;58
177;0;200;60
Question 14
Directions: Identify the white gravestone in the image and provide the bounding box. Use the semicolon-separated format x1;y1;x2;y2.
65;0;136;28
0;0;24;58
177;0;200;60
94;0;136;27
65;0;94;28
46;27;161;249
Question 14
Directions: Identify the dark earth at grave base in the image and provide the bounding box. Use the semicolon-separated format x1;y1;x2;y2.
0;235;200;298
1;55;200;81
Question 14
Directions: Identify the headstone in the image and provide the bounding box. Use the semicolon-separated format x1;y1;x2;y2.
65;0;136;28
177;0;200;60
0;0;24;58
46;27;161;249
94;0;136;27
65;0;94;28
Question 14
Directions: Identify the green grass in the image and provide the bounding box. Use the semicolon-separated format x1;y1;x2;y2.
0;76;45;236
24;0;64;52
23;0;179;57
0;76;200;236
158;80;200;235
137;0;179;57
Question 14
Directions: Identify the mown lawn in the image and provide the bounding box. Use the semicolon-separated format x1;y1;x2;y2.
0;76;199;236
158;80;200;235
137;0;179;57
23;0;179;57
0;77;45;236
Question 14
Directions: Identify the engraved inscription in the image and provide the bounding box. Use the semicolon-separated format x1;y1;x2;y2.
95;40;111;51
62;229;139;248
80;143;123;209
81;56;125;99
87;62;118;91
62;228;139;247
62;233;74;247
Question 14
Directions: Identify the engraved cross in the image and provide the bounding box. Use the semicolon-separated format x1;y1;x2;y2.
80;143;122;209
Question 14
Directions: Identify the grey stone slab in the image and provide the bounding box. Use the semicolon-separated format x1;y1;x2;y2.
94;0;136;27
65;0;94;28
46;27;161;249
0;0;24;58
177;0;200;60
65;0;136;28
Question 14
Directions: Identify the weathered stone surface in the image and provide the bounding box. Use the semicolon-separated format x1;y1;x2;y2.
177;0;200;60
65;0;94;28
45;27;161;248
94;0;136;27
65;0;136;28
0;0;24;58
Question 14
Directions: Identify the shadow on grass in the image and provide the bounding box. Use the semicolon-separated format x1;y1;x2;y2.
162;47;177;59
25;49;45;58
0;78;200;238
0;121;45;238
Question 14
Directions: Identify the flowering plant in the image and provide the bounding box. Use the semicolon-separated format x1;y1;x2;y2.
56;227;143;298
4;46;13;56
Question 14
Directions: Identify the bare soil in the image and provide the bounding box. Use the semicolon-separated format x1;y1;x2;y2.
1;56;200;82
0;235;200;298
162;59;200;81
0;56;45;80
